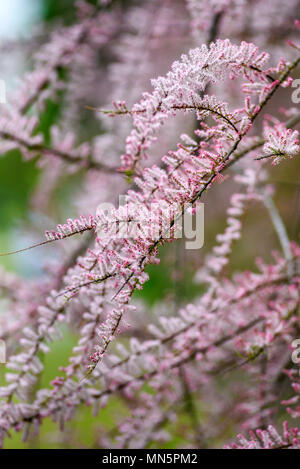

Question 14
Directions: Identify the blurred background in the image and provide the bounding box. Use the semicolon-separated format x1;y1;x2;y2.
0;0;299;448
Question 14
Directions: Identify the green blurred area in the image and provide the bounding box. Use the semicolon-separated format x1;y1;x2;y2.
0;151;39;272
1;329;129;449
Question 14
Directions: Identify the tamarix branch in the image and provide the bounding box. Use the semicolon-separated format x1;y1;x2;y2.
0;0;300;450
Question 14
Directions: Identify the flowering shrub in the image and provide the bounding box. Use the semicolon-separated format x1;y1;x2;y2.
0;0;300;449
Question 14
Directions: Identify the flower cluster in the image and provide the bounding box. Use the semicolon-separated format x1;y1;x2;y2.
226;422;300;449
263;121;300;164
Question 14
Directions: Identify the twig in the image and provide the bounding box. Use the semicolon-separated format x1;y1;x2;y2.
262;194;294;277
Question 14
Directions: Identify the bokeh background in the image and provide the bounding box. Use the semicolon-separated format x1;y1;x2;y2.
0;0;299;448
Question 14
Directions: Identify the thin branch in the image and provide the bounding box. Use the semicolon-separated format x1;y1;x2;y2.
262;193;294;277
0;131;119;173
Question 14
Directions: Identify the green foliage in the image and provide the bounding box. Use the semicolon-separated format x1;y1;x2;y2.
42;0;79;24
42;0;132;25
33;99;61;145
134;245;205;307
0;150;39;232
